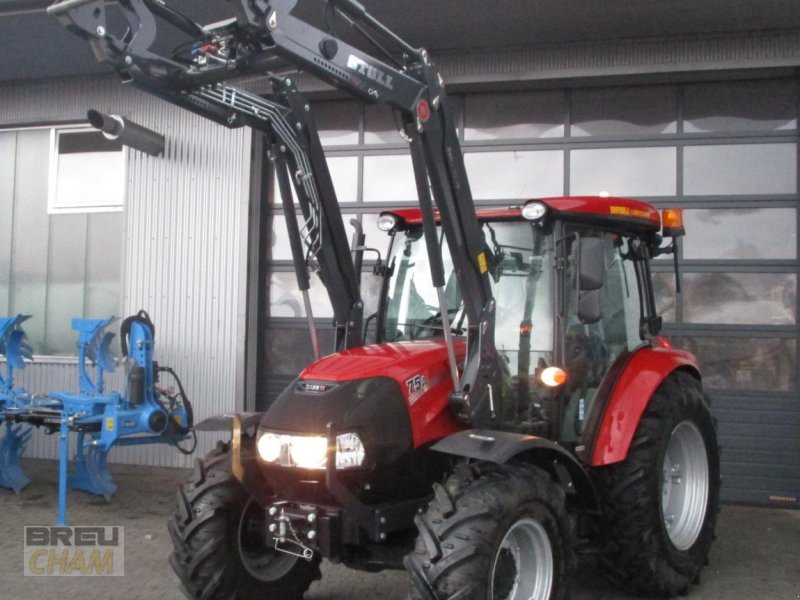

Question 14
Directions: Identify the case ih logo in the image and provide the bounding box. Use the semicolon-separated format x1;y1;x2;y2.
297;382;334;394
346;55;394;90
405;374;428;405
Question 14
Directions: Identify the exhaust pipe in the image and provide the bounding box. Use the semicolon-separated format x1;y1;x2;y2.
87;110;165;157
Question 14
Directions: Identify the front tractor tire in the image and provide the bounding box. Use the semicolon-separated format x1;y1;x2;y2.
168;441;321;600
596;371;720;597
406;463;571;600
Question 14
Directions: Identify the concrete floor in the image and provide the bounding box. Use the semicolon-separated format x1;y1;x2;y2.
0;459;797;600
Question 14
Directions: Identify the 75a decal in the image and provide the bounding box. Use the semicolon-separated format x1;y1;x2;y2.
405;374;428;405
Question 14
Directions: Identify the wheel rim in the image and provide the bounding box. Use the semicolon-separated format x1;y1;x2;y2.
661;420;709;551
237;498;297;581
490;517;553;600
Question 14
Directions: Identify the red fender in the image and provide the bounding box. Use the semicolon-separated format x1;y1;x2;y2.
589;339;700;467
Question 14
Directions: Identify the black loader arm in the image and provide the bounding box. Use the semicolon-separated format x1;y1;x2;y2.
49;0;363;351
50;0;500;426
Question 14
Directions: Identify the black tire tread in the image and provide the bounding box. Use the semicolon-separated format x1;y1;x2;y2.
595;371;721;597
168;441;322;600
407;462;570;600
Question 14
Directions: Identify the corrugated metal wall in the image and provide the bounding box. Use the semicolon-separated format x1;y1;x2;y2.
0;76;250;467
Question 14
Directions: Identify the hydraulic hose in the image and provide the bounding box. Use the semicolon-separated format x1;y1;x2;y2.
156;365;197;455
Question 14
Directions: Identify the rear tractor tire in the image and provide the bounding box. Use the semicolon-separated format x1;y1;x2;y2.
168;441;321;600
406;462;571;600
596;371;720;597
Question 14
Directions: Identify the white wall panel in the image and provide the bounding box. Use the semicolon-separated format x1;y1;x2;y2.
1;76;248;467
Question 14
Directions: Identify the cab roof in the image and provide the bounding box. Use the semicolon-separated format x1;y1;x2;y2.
384;196;663;235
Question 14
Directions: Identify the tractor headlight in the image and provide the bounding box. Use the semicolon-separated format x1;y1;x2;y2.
521;200;548;222
289;436;328;470
256;432;283;463
335;432;366;469
377;213;399;231
257;432;366;470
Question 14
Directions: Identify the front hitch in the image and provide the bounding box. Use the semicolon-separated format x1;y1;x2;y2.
267;503;316;561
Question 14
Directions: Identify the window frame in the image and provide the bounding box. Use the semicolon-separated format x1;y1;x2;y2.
0;123;125;357
47;125;127;215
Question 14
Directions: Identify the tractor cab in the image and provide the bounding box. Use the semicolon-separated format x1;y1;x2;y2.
374;196;681;448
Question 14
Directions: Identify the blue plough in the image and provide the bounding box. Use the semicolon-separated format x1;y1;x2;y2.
0;311;195;525
0;315;34;494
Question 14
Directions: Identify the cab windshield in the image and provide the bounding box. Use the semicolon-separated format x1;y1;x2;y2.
382;221;555;369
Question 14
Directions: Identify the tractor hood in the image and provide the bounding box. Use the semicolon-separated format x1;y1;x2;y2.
261;340;464;451
300;339;464;384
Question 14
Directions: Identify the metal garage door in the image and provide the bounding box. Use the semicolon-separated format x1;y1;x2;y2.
259;75;799;508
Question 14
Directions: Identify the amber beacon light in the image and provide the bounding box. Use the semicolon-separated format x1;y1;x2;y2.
661;208;685;238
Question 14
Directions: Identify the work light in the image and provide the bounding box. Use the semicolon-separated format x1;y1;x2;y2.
521;201;548;222
377;213;399;231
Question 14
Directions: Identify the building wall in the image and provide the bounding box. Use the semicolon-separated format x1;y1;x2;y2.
0;77;251;467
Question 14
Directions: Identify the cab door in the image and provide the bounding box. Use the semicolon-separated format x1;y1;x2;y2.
557;225;647;443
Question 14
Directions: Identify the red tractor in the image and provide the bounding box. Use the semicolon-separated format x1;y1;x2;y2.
51;1;719;598
171;198;719;600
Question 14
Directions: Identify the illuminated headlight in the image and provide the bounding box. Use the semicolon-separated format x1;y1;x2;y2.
522;201;548;222
256;433;283;463
335;432;366;469
257;432;366;470
377;213;399;231
289;436;328;470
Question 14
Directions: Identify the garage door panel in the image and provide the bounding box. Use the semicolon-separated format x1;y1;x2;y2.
717;421;798;441
714;407;799;427
720;486;797;507
721;448;800;467
721;460;800;481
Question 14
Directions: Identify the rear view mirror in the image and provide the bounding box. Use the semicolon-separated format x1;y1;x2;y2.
576;237;604;324
578;237;604;292
578;290;601;324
